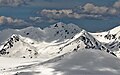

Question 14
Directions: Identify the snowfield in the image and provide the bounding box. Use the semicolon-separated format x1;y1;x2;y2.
0;22;120;75
0;49;120;75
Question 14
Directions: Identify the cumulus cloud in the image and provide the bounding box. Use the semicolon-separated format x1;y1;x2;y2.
29;17;43;23
0;0;32;7
41;9;73;19
83;3;108;14
38;2;120;21
40;9;102;19
83;3;119;15
113;0;120;8
29;16;57;23
40;9;110;21
0;16;28;26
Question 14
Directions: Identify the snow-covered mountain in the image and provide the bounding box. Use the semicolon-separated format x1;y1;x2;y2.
0;22;81;43
0;22;120;75
92;26;120;43
92;26;120;57
0;34;38;58
0;22;83;58
0;22;118;59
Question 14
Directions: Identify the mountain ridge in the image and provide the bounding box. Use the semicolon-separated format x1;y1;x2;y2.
0;22;119;58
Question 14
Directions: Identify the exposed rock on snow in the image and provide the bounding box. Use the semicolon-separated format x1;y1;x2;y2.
0;22;120;75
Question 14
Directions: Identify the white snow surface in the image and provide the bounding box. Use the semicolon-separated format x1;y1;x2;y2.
0;22;120;75
0;49;120;75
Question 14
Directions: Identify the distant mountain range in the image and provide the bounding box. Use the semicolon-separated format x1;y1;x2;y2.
0;22;119;59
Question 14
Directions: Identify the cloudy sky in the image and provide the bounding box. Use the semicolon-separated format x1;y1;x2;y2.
0;0;120;32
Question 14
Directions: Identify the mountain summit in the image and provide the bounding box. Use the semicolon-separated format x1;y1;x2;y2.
0;22;119;58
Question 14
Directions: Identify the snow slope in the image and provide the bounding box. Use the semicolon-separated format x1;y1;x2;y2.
0;22;82;43
51;49;120;75
92;26;120;43
0;22;120;75
0;22;118;58
0;49;120;75
0;26;116;59
92;26;120;57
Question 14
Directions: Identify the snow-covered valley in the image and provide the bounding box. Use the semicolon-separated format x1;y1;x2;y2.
0;22;120;75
